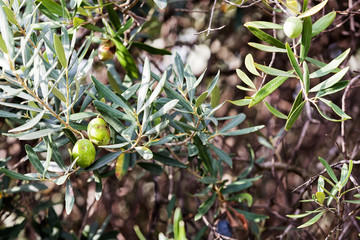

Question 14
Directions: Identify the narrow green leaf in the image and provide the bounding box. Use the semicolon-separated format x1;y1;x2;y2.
0;6;13;57
106;3;121;30
132;42;171;55
3;182;48;194
137;162;163;175
18;128;61;140
343;199;360;204
25;145;45;175
0;168;39;181
316;80;348;97
193;135;214;174
286;43;303;80
249;75;290;107
298;0;328;19
318;177;325;192
113;18;134;37
91;76;135;121
284;100;305;131
140;71;168;112
244;21;283;29
221;125;264;136
149;99;179;122
229;99;251;106
53;33;67;68
300;16;312;62
65;179;74;214
49;83;67;102
73;17;85;28
310;49;350;79
298;211;325;228
236;69;256;89
153;152;187;168
211;86;220;108
112;37;139;79
303;61;310;94
248;42;287;53
319;97;351;121
86;151;122;171
287;211;316;219
341;160;353;189
135;147;153;160
173;207;183;240
137;57;151;113
0;33;8;53
310;67;349;92
9;110;45;133
210;144;232;167
194;193;216;221
94;171;102;200
219;113;246;133
247;26;285;49
255;63;295;77
312;11;336;37
318;157;338;183
37;0;69;18
82;23;104;32
134;225;146;240
264;101;287;119
245;54;260;76
195;91;208;108
2;6;16;25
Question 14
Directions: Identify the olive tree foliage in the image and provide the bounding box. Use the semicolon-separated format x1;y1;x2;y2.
0;0;358;239
0;0;265;239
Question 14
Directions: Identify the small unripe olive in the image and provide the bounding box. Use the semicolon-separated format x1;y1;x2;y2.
87;118;111;146
283;17;303;38
98;40;116;61
72;139;96;168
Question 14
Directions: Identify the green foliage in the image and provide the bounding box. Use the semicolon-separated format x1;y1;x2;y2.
233;0;351;130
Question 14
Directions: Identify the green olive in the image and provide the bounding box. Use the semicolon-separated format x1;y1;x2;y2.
283;17;303;39
72;139;96;168
87;118;111;146
98;40;116;61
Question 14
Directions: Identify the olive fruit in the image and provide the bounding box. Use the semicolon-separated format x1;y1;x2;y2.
98;40;116;61
72;139;96;168
87;118;111;146
283;17;303;39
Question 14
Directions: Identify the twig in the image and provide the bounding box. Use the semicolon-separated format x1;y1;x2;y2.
196;0;226;36
341;73;360;155
324;206;360;240
293;160;360;193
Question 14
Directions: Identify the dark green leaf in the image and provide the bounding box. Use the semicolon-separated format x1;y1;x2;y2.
298;211;325;228
249;75;290;107
153;152;187;168
86;151;122;171
286;43;303;80
312;11;336;37
194;193;216;221
0;168;39;180
112;37;139;79
132;42;171;55
247;26;285;49
300;16;312;62
82;23;104;32
106;4;121;30
210;144;232;167
318;157;338;183
25;145;45;175
91;76;135;121
264;101;287;119
193;135;214;175
4;182;48;194
137;162;163;175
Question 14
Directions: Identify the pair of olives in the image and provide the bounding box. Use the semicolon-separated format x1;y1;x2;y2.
72;118;111;168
